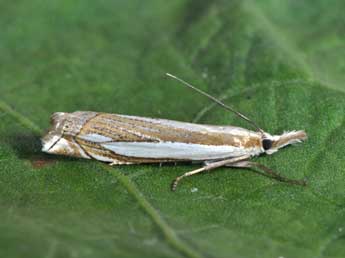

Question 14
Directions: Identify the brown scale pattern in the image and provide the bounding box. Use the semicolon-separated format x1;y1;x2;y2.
79;113;261;148
73;113;262;163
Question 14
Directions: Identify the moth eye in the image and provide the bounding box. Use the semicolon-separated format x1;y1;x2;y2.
262;139;272;150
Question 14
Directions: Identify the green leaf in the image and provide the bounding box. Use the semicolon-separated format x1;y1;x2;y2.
1;1;345;257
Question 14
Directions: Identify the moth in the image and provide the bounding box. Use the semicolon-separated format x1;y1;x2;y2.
42;73;307;190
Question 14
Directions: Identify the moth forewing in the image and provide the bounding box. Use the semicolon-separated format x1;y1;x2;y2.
42;112;265;164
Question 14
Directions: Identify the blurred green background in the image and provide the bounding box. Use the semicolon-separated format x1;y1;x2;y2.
1;1;345;257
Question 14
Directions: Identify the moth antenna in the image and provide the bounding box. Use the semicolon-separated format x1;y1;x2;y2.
166;73;264;133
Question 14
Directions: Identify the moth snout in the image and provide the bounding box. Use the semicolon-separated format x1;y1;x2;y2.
273;130;307;148
263;130;307;155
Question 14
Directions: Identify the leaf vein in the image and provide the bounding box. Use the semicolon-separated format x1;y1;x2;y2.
0;98;206;258
102;165;206;258
0;99;43;136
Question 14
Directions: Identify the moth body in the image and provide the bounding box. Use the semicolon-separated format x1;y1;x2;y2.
41;111;306;165
41;73;308;190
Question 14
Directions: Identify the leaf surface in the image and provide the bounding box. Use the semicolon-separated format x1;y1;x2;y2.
1;1;345;258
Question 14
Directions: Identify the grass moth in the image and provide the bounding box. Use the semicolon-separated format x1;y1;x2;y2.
42;74;307;190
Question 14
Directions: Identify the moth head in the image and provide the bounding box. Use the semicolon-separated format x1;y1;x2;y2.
41;112;88;158
261;130;307;155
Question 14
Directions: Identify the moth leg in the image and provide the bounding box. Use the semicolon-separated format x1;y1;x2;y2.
171;155;250;191
227;161;306;186
109;160;134;166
